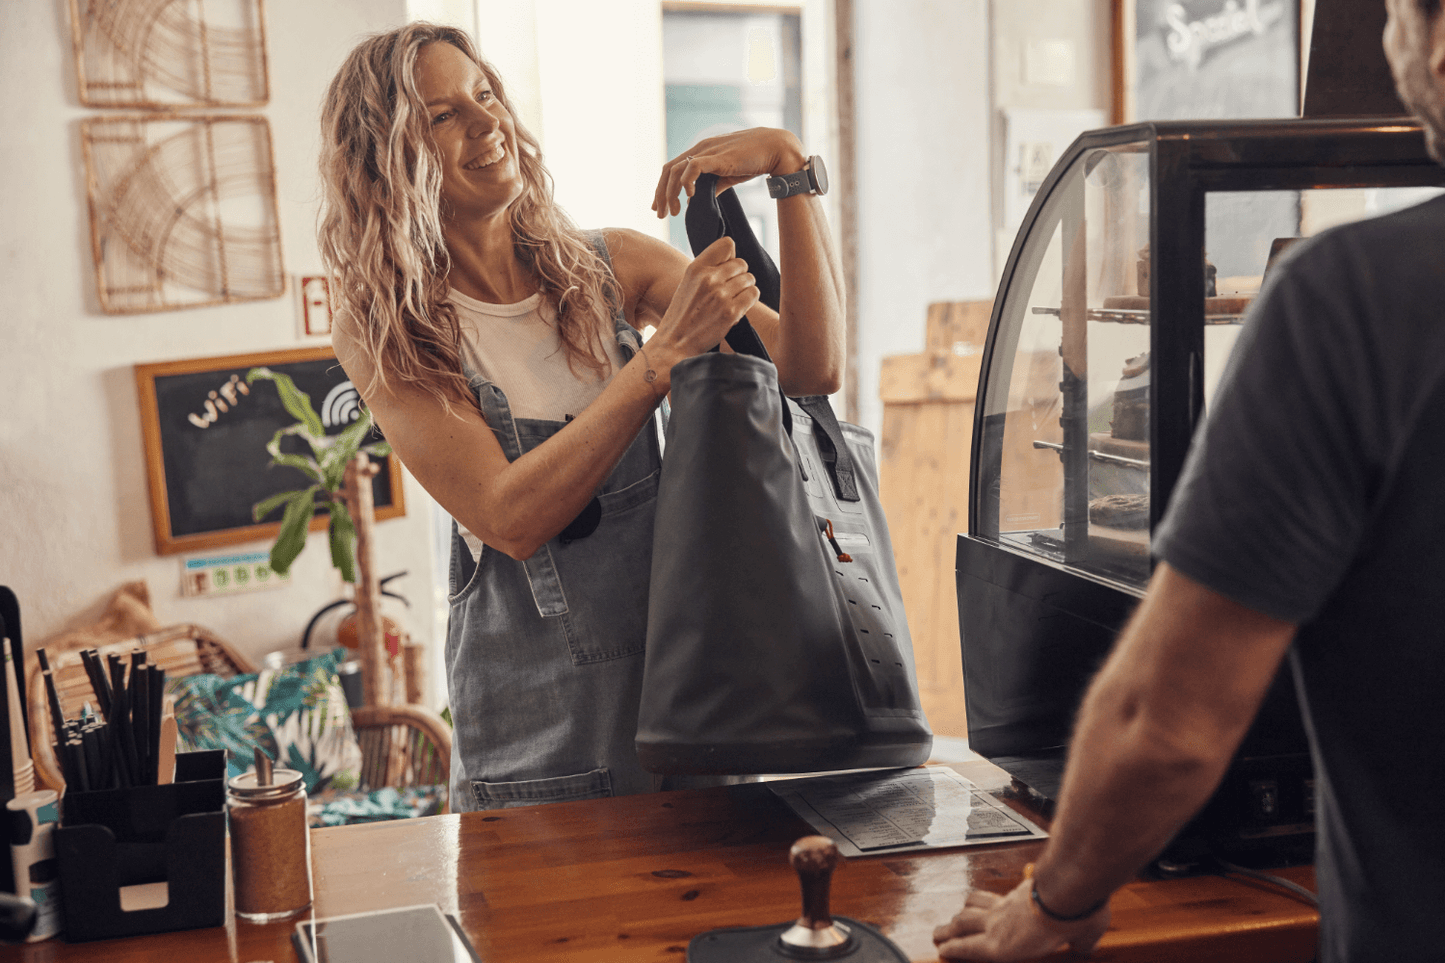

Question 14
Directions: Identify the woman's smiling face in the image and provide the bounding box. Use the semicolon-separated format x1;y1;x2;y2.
414;41;523;221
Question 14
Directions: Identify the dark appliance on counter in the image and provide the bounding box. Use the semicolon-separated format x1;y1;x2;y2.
1;587;30;895
957;117;1445;861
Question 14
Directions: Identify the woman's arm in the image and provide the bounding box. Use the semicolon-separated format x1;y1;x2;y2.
647;128;846;397
332;235;757;561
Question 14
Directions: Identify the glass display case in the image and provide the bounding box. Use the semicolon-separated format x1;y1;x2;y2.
958;117;1445;852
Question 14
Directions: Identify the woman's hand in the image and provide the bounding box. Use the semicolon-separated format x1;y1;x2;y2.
647;235;760;365
652;127;807;219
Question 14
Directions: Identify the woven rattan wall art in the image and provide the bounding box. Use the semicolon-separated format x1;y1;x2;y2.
81;114;284;314
68;0;270;109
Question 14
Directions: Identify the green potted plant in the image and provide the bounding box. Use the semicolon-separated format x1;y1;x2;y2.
246;367;392;582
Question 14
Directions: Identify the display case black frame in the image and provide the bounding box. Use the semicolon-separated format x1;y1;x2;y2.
959;116;1445;854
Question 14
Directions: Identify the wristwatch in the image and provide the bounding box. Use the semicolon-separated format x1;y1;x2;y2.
766;155;828;199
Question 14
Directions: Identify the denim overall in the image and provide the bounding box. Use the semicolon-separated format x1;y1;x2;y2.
445;276;664;811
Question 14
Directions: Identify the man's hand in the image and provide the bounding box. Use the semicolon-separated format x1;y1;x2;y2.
932;879;1110;962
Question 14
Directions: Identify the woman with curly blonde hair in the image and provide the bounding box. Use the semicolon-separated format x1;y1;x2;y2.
319;22;844;811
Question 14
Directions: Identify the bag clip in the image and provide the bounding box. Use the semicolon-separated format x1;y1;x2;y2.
820;518;853;563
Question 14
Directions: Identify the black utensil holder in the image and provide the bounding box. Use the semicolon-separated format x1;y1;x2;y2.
53;750;226;942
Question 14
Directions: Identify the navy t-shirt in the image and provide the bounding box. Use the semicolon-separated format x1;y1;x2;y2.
1155;195;1445;963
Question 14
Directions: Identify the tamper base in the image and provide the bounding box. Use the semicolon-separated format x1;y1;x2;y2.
687;916;908;962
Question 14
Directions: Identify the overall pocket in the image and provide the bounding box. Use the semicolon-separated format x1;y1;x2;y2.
470;768;613;809
547;471;658;665
448;524;484;602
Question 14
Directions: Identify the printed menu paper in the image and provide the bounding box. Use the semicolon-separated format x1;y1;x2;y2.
769;766;1046;857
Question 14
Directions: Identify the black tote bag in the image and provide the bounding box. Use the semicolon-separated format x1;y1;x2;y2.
635;175;932;775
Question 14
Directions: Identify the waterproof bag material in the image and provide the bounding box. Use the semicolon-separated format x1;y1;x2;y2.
636;175;932;774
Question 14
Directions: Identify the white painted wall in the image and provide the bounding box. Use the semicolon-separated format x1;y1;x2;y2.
471;0;836;250
991;1;1115;277
0;0;442;675
852;0;995;437
533;0;669;236
992;0;1112;111
472;0;546;145
848;0;1115;438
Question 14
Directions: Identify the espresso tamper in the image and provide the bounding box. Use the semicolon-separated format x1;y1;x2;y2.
777;836;854;957
687;835;908;962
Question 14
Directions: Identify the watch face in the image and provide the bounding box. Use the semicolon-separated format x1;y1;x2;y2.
808;155;829;196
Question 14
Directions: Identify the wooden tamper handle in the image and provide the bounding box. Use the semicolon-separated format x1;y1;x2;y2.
792;836;841;928
779;836;854;956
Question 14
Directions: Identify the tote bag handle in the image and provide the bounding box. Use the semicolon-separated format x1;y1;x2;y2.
681;173;859;502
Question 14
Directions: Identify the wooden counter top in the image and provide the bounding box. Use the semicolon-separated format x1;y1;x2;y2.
10;761;1318;962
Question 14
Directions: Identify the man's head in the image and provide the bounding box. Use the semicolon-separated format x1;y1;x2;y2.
1384;0;1445;159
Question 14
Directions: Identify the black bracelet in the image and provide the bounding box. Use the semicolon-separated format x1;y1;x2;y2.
1030;881;1108;923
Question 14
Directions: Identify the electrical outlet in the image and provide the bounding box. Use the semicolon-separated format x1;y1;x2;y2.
182;551;291;598
1249;779;1280;821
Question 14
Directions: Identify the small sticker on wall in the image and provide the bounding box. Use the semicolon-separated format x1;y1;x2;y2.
182;551;290;597
299;275;333;336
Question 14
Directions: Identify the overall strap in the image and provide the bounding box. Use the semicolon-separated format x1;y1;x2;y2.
587;230;671;436
462;364;572;617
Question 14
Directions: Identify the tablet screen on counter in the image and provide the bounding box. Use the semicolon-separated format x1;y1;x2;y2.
293;904;482;963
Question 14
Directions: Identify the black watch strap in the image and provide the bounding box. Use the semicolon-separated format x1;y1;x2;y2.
766;155;827;199
767;170;812;198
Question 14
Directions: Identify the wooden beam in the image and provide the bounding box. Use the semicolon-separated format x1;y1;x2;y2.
344;453;389;707
834;0;859;423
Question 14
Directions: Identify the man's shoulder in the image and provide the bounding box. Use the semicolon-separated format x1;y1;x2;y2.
1292;193;1445;272
1258;192;1445;337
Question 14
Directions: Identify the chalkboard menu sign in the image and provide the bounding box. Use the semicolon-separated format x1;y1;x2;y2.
135;346;405;556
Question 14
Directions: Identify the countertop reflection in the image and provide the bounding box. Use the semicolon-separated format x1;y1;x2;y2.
10;761;1317;962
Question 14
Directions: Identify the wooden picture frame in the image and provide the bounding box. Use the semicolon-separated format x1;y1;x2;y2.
1112;0;1306;124
135;346;405;557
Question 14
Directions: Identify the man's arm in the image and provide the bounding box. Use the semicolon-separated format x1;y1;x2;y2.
934;563;1298;961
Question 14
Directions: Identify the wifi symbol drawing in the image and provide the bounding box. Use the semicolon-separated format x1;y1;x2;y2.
322;382;364;429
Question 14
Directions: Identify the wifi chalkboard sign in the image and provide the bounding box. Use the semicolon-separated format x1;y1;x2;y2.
135;347;405;556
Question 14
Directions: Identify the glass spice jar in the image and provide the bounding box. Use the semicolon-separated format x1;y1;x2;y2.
227;765;313;922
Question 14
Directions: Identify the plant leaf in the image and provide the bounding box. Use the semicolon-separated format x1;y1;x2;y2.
320;407;375;490
361;441;394;458
248;367;325;437
328;498;358;583
265;423;324;481
270;486;321;575
253;488;312;523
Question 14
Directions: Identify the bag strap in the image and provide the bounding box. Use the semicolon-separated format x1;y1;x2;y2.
794;395;859;501
684;172;789;436
683;173;859;502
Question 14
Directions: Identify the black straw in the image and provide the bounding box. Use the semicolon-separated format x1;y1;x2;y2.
80;649;112;721
148;665;165;784
131;651;150;784
107;655;136;788
37;649;67;759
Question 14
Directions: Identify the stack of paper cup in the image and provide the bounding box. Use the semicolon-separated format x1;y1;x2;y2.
7;790;61;941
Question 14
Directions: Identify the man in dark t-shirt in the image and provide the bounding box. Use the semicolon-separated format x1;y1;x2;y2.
932;2;1445;961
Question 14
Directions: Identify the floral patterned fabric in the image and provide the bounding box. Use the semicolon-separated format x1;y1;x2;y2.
307;786;445;827
168;649;362;794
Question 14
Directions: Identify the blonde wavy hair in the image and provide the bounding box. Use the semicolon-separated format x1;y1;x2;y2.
317;23;619;407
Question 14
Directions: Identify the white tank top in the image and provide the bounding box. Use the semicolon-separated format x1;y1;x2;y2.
452;287;623;422
451;287;626;558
